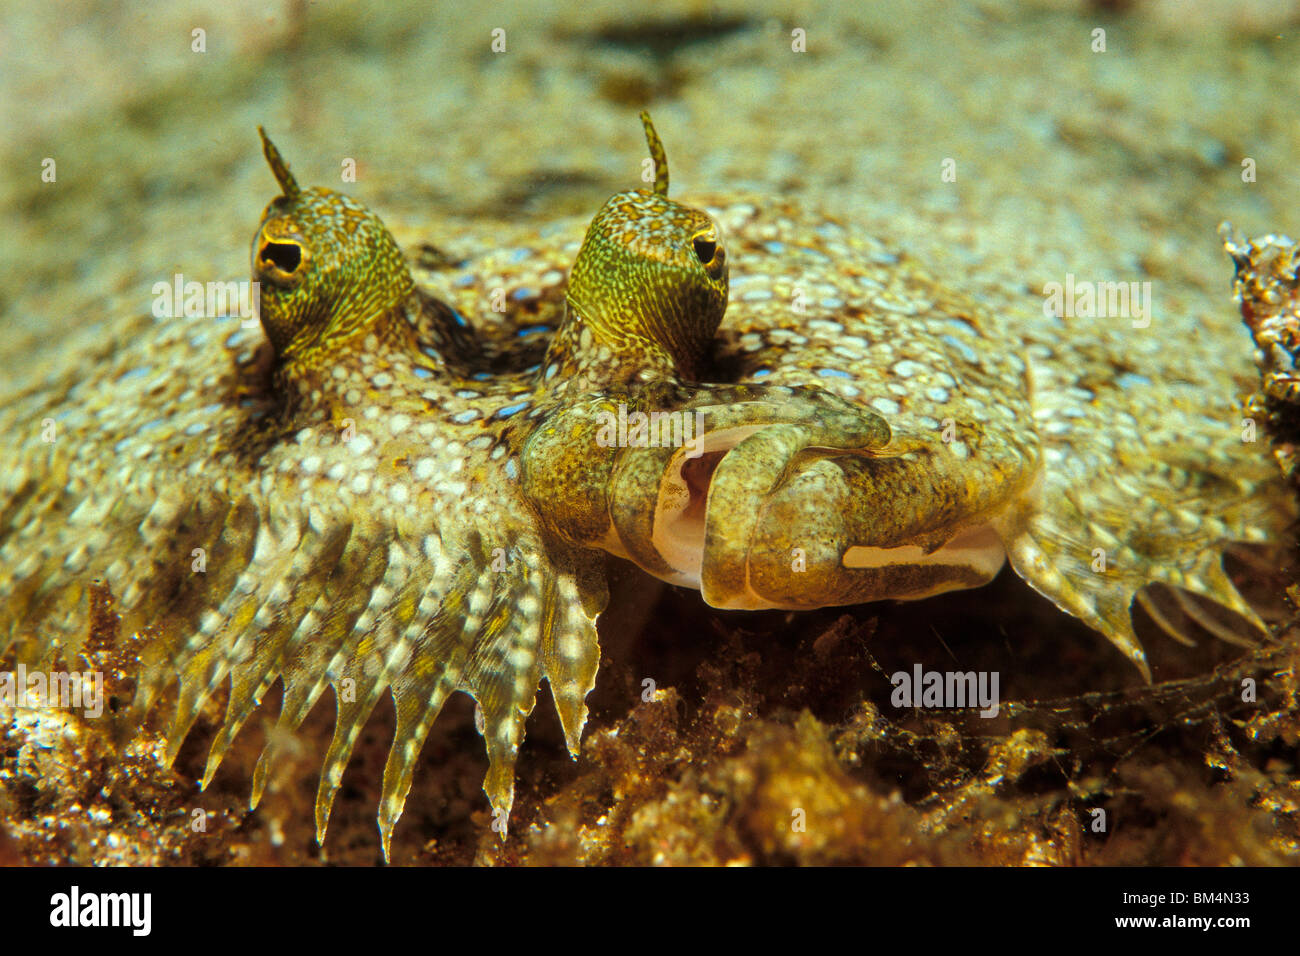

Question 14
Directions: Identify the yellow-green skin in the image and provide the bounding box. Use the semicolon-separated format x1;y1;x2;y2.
547;128;727;387
0;117;1290;859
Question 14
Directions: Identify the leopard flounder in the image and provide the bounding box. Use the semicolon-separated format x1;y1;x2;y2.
0;115;1291;856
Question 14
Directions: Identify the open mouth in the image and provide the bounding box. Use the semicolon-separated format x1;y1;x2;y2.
647;424;765;588
637;425;1007;608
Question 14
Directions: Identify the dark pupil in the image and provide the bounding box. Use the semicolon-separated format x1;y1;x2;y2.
692;237;717;264
262;241;302;273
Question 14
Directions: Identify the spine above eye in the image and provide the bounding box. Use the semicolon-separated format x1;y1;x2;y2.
542;114;730;389
250;129;478;383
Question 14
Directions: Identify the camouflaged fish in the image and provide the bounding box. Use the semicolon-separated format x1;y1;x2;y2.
1;114;1291;858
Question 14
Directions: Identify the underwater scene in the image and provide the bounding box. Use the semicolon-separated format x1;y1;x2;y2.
2;0;1299;878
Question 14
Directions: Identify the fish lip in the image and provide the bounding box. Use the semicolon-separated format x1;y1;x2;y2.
647;425;900;589
647;430;1011;608
644;425;759;588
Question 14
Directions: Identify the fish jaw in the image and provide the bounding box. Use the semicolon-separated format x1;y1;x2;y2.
637;418;1037;610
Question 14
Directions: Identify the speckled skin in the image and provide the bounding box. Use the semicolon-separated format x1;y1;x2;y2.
1222;223;1300;487
1223;224;1300;404
0;118;1292;858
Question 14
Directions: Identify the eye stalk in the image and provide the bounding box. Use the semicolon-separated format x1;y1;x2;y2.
547;113;730;385
249;128;416;368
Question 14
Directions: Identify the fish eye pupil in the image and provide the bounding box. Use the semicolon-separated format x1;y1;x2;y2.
692;236;717;265
261;241;303;274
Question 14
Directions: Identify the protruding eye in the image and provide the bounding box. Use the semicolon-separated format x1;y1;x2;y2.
258;239;306;281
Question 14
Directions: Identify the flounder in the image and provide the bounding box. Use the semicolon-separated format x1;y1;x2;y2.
1;115;1290;856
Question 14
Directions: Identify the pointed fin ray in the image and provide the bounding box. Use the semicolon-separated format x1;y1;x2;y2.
313;537;425;842
1002;444;1292;680
248;518;392;809
200;509;352;788
461;549;547;838
158;496;264;762
540;548;606;756
377;551;483;859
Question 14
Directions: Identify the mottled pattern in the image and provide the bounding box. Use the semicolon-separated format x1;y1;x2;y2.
1223;224;1300;404
599;197;1291;679
1222;223;1300;487
0;118;1293;859
545;114;727;390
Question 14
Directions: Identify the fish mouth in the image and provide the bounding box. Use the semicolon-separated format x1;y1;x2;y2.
648;424;762;587
642;427;1007;608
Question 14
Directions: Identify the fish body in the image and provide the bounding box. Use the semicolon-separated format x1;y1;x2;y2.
0;122;1290;856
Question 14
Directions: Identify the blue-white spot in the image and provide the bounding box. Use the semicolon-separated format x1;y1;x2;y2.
509;287;536;301
940;334;980;364
752;368;772;379
940;317;978;335
763;241;786;255
1115;372;1152;390
449;308;468;327
516;324;549;338
454;273;476;288
816;367;854;380
494;401;530;419
507;247;532;263
472;371;493;382
412;366;434;379
452;410;481;424
504;458;519;480
116;366;151;383
871;397;902;415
